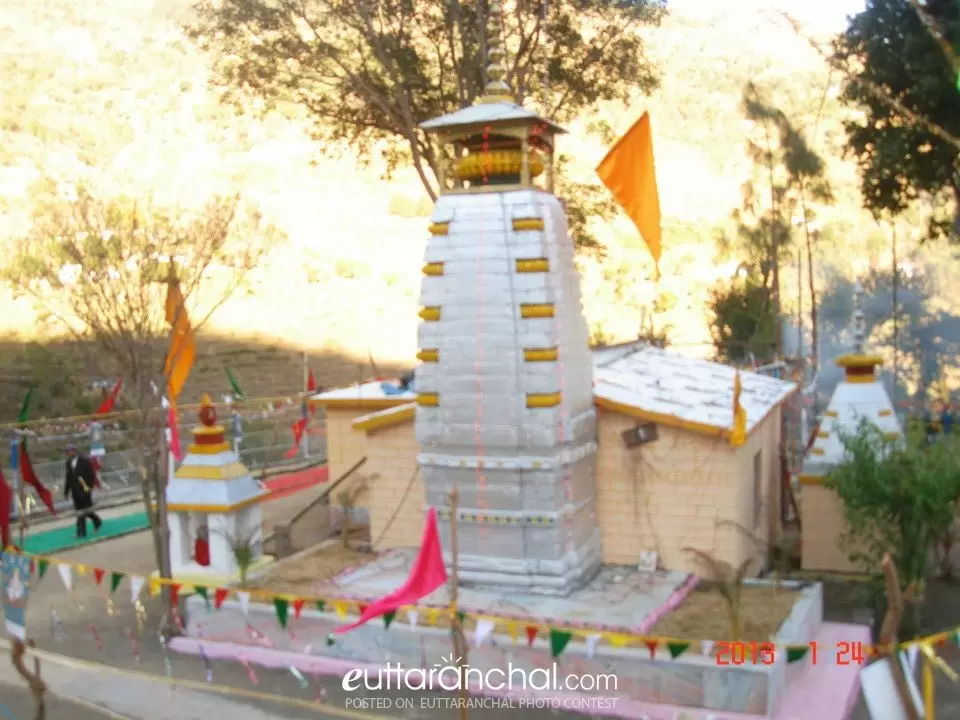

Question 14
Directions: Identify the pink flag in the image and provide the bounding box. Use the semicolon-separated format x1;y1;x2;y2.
167;405;183;461
335;507;448;634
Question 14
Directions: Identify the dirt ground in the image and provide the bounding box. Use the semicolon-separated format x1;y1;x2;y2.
651;584;801;643
247;540;374;597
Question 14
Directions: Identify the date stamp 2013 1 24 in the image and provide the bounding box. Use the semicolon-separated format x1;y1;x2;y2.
714;640;867;666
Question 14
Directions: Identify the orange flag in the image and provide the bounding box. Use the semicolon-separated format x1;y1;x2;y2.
595;112;662;275
730;370;747;447
163;276;196;402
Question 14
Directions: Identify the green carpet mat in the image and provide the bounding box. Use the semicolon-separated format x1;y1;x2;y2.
21;511;150;555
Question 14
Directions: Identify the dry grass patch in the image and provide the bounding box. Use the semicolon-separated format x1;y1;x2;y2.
651;585;801;643
248;542;373;596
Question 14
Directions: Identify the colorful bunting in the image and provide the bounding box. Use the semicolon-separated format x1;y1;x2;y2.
293;598;305;620
129;575;145;603
195;586;209;607
315;600;326;613
550;629;573;658
214;588;229;609
109;572;124;593
585;634;601;658
407;609;418;629
274;598;290;628
525;626;538;646
474;618;495;647
668;641;690;659
383;611;397;629
37;559;49;580
169;583;182;606
237;591;250;615
57;564;72;590
645;639;659;658
93;568;105;586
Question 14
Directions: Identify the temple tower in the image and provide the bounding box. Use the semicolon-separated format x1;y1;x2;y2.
414;1;601;595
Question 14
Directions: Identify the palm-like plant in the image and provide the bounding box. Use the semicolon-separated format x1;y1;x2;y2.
715;517;796;594
682;546;755;641
218;528;258;587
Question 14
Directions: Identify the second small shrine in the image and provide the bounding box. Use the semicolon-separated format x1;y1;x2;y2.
163;396;273;588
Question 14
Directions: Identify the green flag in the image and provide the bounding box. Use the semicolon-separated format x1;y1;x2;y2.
786;646;809;663
383;611;396;629
274;597;289;628
549;629;573;658
226;368;245;400
667;641;690;659
315;600;326;613
110;572;125;593
18;386;33;423
37;559;49;580
195;585;209;606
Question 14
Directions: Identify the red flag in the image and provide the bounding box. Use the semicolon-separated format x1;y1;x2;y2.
306;368;316;393
285;418;308;459
0;467;12;549
20;441;55;515
335;508;448;634
96;379;123;416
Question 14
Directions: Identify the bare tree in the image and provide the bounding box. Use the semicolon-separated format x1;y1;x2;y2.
3;182;277;612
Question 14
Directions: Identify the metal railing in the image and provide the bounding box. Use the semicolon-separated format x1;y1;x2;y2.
6;422;327;518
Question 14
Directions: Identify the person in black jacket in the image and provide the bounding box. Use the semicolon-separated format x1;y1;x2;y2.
64;443;102;538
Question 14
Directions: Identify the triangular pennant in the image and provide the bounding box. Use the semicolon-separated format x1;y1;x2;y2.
357;603;368;615
906;645;920;673
93;568;105;586
293;599;305;620
427;608;440;625
109;572;125;593
129;576;145;603
326;633;336;647
525;626;538;646
667;641;690;659
701;640;714;656
786;646;809;663
148;578;161;597
274;598;290;629
456;609;466;626
645;639;659;658
609;634;630;648
507;622;519;644
214;588;229;609
586;634;602;658
237;591;251;615
38;559;49;580
57;564;72;591
76;564;88;576
195;586;209;606
169;583;182;606
315;600;326;613
334;601;347;619
549;629;573;658
474;618;496;647
383;611;397;630
407;609;419;630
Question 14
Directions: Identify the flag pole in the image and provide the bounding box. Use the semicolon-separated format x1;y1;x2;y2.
447;489;469;720
301;351;309;458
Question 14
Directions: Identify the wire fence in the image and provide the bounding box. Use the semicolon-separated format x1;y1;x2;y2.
5;402;327;518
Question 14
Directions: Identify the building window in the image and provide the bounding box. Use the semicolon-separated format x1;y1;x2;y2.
753;450;763;528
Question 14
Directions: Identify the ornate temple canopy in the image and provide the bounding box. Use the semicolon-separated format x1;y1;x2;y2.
420;0;564;193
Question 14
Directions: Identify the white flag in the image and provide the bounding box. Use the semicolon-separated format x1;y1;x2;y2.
129;575;145;603
57;564;72;591
906;645;919;673
237;591;250;615
474;619;496;648
585;634;602;658
407;609;419;630
701;640;714;656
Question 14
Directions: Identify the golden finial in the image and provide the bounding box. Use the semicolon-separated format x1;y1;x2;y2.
199;394;217;426
477;0;514;104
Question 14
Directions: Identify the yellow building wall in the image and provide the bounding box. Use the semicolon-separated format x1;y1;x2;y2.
800;483;860;572
595;408;782;574
364;421;425;550
324;408;371;508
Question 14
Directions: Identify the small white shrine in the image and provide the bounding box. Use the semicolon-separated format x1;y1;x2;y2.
162;395;273;588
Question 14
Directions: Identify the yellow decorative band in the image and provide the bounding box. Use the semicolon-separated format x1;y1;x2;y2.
878;409;893;417
193;426;225;436
844;375;876;384
174;462;250;481
817;431;829;439
419;307;441;321
429;222;449;235
524;348;558;362
520;304;554;319
423;263;444;276
515;258;549;273
512;218;545;232
417;393;440;407
824;410;838;418
167;494;265;514
810;447;825;456
527;393;561;408
417;349;439;362
453;150;544;181
186;442;231;455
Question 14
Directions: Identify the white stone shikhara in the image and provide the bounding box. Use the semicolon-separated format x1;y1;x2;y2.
415;188;602;596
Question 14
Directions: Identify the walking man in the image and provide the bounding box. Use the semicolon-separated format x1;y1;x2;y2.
64;443;102;538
